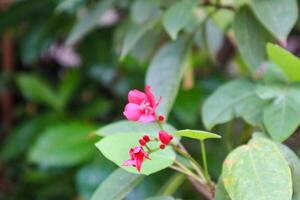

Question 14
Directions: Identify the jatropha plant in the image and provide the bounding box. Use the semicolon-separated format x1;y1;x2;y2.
122;85;174;172
95;85;221;199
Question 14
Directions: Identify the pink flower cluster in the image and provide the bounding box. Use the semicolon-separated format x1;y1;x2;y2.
122;86;173;172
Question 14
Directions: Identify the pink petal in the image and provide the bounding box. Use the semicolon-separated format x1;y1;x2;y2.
123;103;142;121
145;85;156;107
128;89;147;104
138;114;156;123
123;159;135;166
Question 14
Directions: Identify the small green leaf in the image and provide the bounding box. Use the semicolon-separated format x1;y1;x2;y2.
261;86;300;141
162;0;196;40
66;0;114;45
29;123;96;167
146;196;175;200
176;129;221;141
16;74;59;109
95;133;176;175
120;13;161;60
58;69;80;109
222;138;293;200
233;7;272;71
202;79;263;129
91;168;143;200
250;0;298;41
267;43;300;82
96;120;176;137
263;62;289;83
146;37;192;118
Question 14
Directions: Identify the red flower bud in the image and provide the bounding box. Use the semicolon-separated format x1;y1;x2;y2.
158;130;173;145
139;139;146;146
143;134;150;142
158;115;164;122
160;144;165;149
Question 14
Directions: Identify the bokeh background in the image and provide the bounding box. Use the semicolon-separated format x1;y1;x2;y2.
1;0;300;200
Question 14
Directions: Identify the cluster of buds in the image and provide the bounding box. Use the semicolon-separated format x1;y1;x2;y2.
122;86;174;172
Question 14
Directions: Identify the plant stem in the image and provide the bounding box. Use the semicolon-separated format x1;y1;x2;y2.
171;143;205;181
200;140;210;182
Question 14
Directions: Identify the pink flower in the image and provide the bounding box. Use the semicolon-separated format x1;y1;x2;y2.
158;130;173;145
123;146;150;172
123;85;161;123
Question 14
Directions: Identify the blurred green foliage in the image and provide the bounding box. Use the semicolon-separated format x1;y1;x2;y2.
1;0;300;199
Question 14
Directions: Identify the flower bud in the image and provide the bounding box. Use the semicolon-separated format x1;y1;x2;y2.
139;139;146;146
143;135;150;142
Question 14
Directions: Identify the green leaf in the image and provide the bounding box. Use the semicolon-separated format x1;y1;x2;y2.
130;0;160;24
66;0;114;45
76;156;115;200
176;129;221;141
277;144;300;200
95;133;176;175
91;168;143;200
202;79;263;129
162;0;196;40
215;176;232;200
263;61;289;84
267;43;300;82
58;69;80;108
261;86;300;141
250;0;298;41
0;0;55;33
222;138;292;200
146;37;191;118
16;74;59;109
120;12;161;60
29;123;96;167
0;113;60;161
96;120;176;137
146;196;175;200
233;7;272;71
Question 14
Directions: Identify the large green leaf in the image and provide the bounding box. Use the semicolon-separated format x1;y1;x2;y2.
260;86;300;141
16;74;59;109
146;37;191;118
176;129;221;141
267;43;300;82
66;0;114;45
233;7;272;71
29;123;96;167
215;176;232;200
130;0;160;24
222;138;292;200
277;144;300;200
162;0;196;40
95;133;176;175
96;120;176;136
250;0;298;41
120;12;161;60
202;79;263;130
91;168;143;200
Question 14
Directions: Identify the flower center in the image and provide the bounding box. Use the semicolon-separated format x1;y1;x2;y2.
139;100;153;114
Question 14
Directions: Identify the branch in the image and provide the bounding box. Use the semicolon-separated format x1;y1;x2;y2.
200;0;235;11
